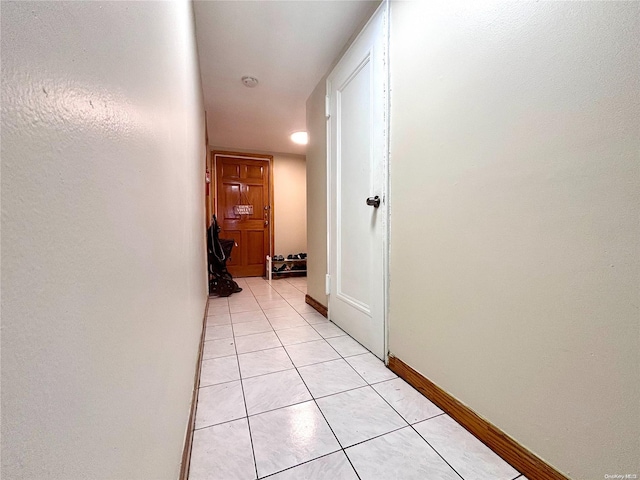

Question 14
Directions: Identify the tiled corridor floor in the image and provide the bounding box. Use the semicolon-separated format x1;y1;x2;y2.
188;277;526;480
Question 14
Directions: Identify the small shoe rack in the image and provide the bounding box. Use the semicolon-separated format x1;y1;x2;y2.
267;255;307;281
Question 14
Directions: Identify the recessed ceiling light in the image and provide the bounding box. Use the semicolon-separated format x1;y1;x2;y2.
290;131;308;145
241;76;259;88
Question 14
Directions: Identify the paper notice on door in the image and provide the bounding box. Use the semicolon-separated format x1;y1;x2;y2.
233;205;253;215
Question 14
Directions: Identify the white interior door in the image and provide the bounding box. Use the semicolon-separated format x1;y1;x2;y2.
327;4;387;360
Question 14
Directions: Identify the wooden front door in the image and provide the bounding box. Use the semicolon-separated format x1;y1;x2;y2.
214;153;272;277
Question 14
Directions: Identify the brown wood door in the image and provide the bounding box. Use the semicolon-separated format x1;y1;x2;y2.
215;154;272;277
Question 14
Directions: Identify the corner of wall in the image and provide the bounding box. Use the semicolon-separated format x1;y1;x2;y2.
305;78;329;308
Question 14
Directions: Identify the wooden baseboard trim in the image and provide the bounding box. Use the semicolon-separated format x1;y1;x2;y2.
305;294;328;317
179;299;208;480
387;356;569;480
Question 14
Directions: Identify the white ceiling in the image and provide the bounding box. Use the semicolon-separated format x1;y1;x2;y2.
193;1;380;155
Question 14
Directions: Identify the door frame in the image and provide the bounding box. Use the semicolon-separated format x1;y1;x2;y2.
211;150;275;262
325;0;391;362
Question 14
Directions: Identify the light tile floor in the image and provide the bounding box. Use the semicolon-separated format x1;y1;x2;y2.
189;277;527;480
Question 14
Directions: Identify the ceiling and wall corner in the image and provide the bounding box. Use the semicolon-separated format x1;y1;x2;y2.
193;0;380;155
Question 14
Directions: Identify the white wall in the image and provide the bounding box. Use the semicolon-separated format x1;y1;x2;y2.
389;2;639;479
1;2;208;479
273;153;308;257
305;80;329;306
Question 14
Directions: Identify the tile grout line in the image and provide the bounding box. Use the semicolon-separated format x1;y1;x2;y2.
298;332;416;479
365;358;518;478
197;377;242;390
230;313;400;386
243;280;307;479
356;359;466;479
203;353;399;395
203;280;399;478
242;383;446;421
194;286;318;478
276;328;362;480
202;367;424;421
407;421;466;480
262;282;360;468
229;310;260;480
204;278;450;480
332;335;467;479
201;281;488;480
271;294;366;480
250;279;310;478
313;324;455;478
342;424;407;450
239;330;428;412
256;450;342;480
205;330;406;393
340;348;467;478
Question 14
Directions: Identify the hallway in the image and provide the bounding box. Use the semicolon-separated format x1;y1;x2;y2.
2;1;638;478
189;277;524;480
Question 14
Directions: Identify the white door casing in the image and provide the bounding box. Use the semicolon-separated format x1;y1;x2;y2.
327;3;388;360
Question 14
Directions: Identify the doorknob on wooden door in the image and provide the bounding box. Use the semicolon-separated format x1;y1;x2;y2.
366;196;380;208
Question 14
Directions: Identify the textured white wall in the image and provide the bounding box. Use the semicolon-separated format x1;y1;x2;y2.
273;154;308;257
389;2;639;478
1;1;208;479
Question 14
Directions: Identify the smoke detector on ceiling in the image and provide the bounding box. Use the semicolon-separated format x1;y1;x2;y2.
241;76;259;88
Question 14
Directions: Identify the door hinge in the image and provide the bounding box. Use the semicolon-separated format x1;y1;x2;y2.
325;95;331;119
325;274;331;295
